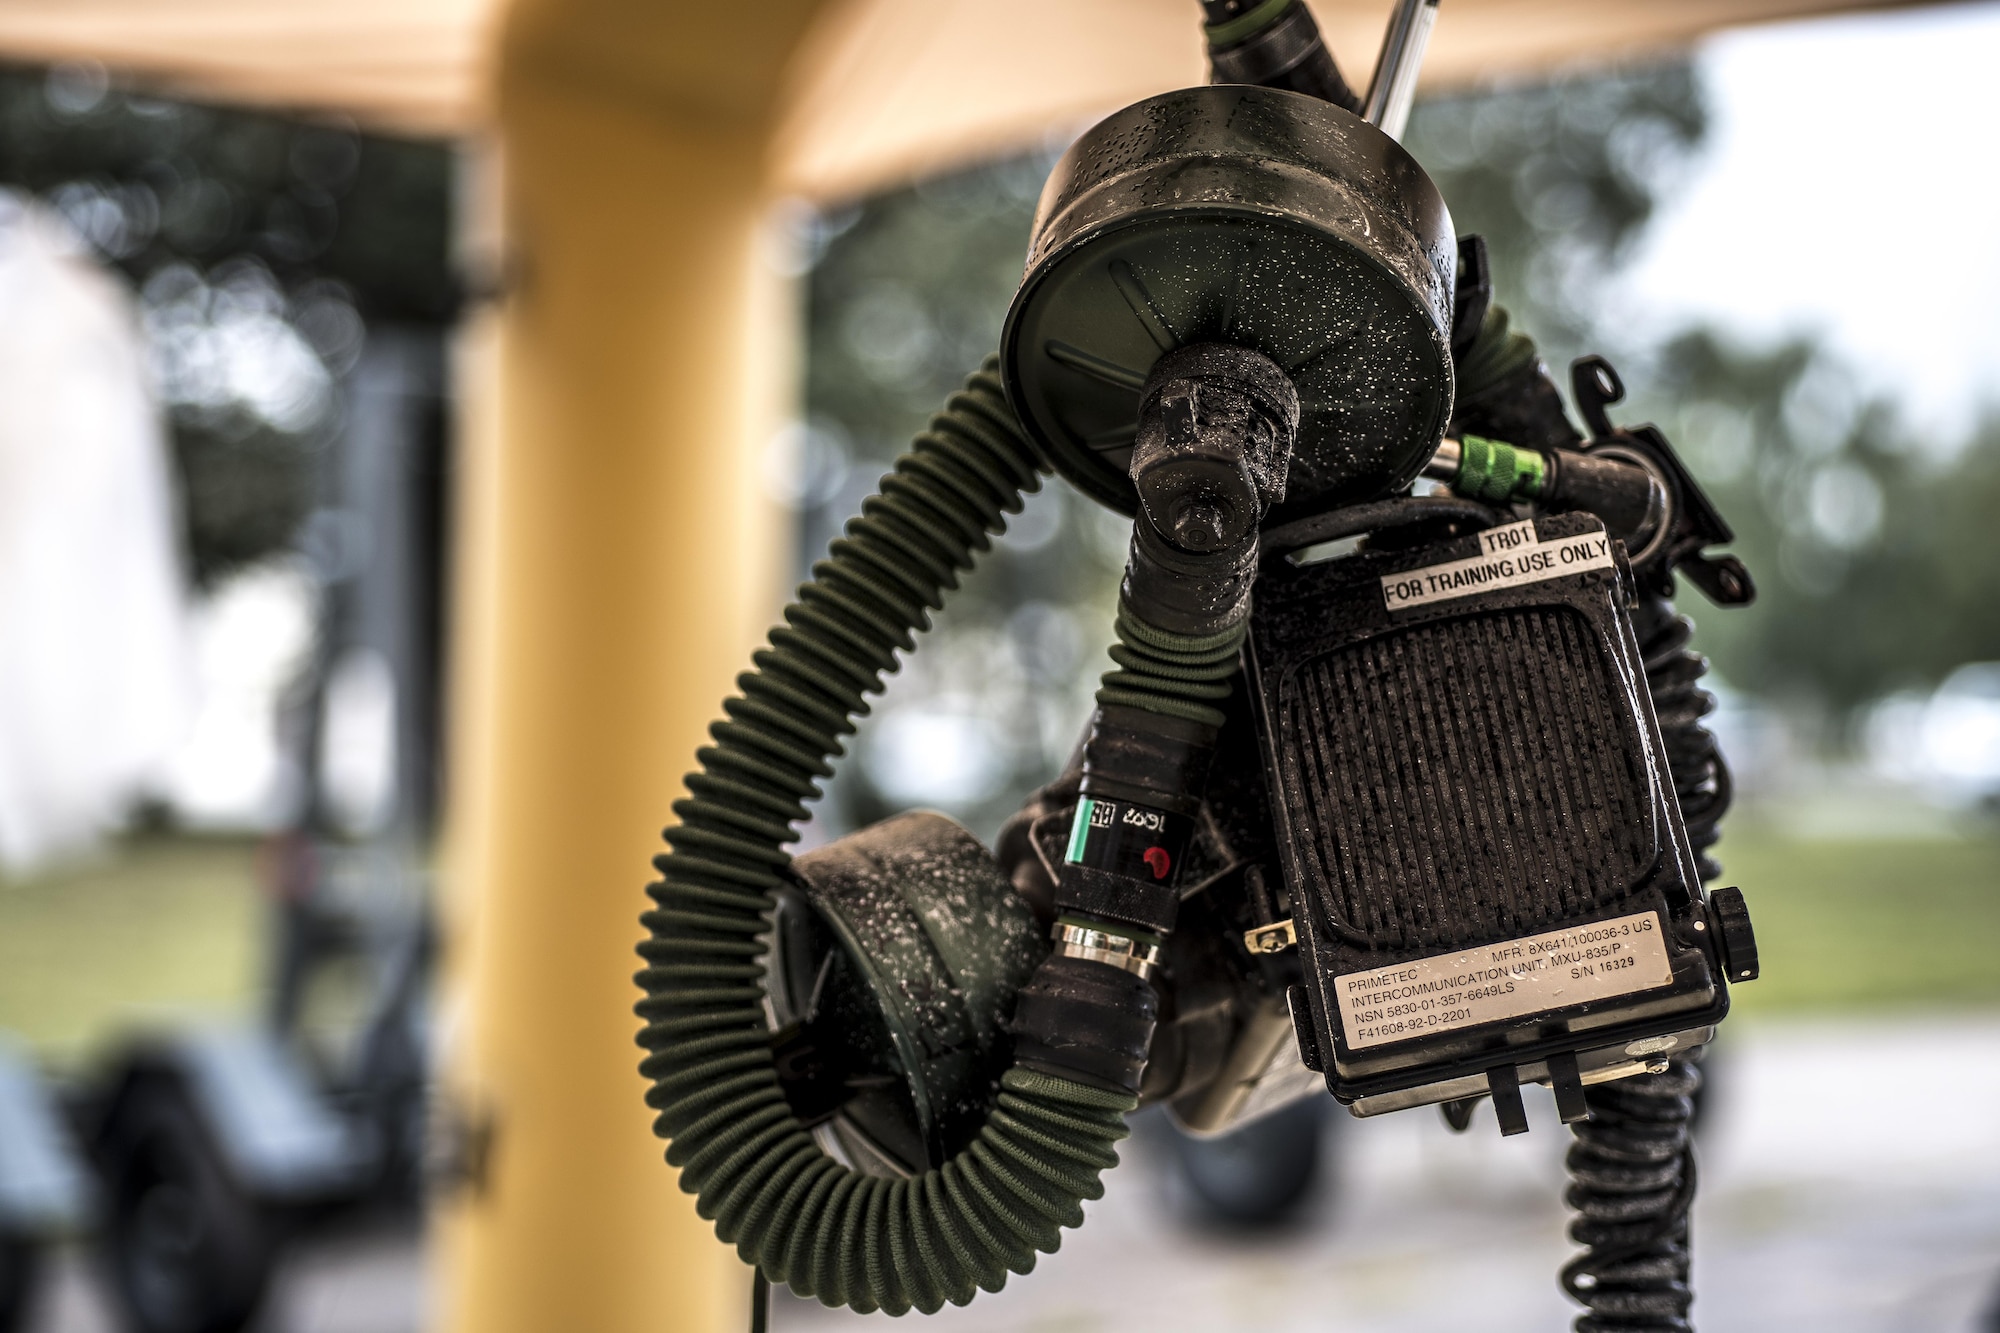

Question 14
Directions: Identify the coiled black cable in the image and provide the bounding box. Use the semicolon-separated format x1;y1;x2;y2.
1563;591;1731;1331
1564;1059;1702;1333
635;360;1137;1316
1636;597;1731;882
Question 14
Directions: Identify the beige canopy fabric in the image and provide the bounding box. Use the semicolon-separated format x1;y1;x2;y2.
0;0;1935;199
772;0;1933;199
0;0;489;139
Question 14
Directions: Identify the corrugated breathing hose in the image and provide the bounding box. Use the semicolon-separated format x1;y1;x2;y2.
1096;604;1244;728
635;358;1144;1316
1636;598;1731;882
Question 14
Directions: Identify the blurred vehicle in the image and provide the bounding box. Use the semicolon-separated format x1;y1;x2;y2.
0;1038;94;1333
86;1027;363;1333
83;330;447;1333
1162;1097;1335;1229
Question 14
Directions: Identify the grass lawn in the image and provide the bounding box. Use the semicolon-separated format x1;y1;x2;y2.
0;821;1993;1072
0;834;264;1068
1708;821;2000;1014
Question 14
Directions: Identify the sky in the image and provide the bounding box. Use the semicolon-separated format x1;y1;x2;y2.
1617;0;2000;447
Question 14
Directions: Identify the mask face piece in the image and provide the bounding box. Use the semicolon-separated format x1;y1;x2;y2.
1001;84;1457;524
768;812;1049;1174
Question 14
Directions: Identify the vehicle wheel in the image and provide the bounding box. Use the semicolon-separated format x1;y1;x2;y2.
1169;1095;1330;1228
0;1231;39;1333
98;1077;274;1333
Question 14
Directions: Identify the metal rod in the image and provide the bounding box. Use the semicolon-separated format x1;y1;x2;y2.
1361;0;1440;142
1423;436;1462;483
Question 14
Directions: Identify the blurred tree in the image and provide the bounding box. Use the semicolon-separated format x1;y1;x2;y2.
1407;62;2000;718
0;61;453;583
799;158;1128;837
798;63;1723;834
797;48;1999;826
1402;62;1709;380
1637;333;2000;714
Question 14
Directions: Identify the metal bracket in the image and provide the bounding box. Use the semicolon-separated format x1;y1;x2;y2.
1487;1064;1530;1136
1242;918;1297;955
1571;354;1756;607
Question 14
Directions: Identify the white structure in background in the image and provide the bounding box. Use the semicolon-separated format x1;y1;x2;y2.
1622;4;2000;448
319;644;399;837
0;196;194;872
1868;664;2000;810
158;559;316;831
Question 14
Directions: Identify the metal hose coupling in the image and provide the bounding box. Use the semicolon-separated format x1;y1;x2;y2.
1011;344;1299;1095
1123;343;1297;634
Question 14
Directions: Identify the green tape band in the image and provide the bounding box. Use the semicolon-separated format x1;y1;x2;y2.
1456;434;1546;503
1065;798;1095;863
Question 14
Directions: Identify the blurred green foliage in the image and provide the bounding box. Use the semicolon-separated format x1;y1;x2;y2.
1718;824;2000;1012
1407;69;2000;718
0;61;454;583
0;837;261;1067
0;62;453;319
1403;63;1709;357
796;62;1753;839
799;62;1760;837
1637;336;2000;713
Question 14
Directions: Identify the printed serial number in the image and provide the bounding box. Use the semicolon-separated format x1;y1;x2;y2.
1355;1009;1476;1042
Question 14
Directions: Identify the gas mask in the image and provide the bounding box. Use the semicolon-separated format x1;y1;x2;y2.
636;2;1758;1328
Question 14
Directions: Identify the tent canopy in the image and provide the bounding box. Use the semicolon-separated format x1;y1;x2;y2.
0;0;1931;199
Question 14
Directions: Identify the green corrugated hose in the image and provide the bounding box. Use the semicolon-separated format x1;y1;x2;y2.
1096;603;1245;727
636;359;1153;1316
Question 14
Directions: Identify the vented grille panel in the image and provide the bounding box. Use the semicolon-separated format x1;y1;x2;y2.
1281;606;1653;952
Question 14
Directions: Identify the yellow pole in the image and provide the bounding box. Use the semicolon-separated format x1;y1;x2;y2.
436;4;821;1328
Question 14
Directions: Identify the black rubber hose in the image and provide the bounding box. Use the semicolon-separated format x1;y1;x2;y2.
1636;597;1731;881
1258;494;1503;559
1562;592;1732;1331
1563;1060;1702;1333
635;360;1136;1316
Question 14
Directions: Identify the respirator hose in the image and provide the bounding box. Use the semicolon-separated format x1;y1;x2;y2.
635;359;1136;1316
1096;603;1244;727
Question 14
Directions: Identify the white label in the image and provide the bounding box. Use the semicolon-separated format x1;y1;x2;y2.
1479;519;1540;556
1380;524;1614;611
1334;910;1675;1051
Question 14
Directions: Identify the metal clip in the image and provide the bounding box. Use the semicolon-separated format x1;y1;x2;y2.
1242;918;1297;955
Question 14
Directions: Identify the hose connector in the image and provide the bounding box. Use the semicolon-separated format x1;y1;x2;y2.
1201;0;1365;113
1427;433;1546;503
1011;343;1300;1091
1426;433;1668;554
1122;343;1297;635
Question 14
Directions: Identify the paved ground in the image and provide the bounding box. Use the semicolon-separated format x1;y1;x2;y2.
21;1016;2000;1332
24;1222;426;1333
777;1016;2000;1333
